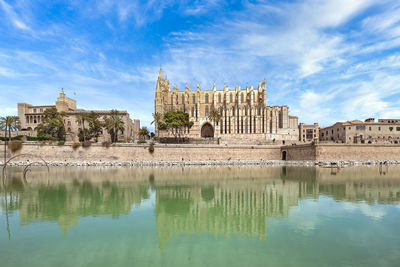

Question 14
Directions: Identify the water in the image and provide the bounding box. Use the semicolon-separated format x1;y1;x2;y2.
1;166;400;266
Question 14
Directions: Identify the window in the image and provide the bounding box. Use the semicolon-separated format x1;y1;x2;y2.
171;95;173;104
232;107;235;116
40;108;43;112
349;127;351;130
219;107;223;116
181;95;185;104
369;127;371;131
379;127;381;131
205;94;209;104
67;121;71;126
397;127;400;131
241;93;244;102
230;93;233;103
389;127;394;131
191;107;194;117
192;94;195;104
205;106;209;116
356;125;366;130
33;108;36;113
218;94;221;103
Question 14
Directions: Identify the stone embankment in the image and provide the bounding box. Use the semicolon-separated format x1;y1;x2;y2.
2;160;400;167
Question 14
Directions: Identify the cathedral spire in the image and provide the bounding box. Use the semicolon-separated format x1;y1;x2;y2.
158;68;163;80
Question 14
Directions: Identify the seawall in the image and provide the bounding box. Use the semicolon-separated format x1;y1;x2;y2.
1;142;400;165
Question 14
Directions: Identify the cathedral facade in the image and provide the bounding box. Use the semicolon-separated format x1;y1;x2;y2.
154;69;299;144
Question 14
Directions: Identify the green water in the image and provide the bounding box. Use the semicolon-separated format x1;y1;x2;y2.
1;166;400;266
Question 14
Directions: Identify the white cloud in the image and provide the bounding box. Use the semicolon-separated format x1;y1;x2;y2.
0;0;30;31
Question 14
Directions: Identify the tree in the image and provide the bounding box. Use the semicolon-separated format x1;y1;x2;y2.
104;110;125;143
37;107;66;141
139;127;149;140
151;112;162;138
208;108;221;128
87;111;102;142
0;116;20;141
76;112;90;142
162;110;193;140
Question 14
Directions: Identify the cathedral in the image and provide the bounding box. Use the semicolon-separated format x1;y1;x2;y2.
154;69;299;144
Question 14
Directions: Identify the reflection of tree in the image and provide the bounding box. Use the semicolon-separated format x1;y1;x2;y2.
1;179;150;234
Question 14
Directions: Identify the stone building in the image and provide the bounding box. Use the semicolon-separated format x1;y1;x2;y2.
319;118;400;144
18;89;140;142
298;123;319;142
154;69;299;144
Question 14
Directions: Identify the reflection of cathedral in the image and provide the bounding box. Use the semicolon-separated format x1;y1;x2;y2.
155;180;300;250
2;166;400;245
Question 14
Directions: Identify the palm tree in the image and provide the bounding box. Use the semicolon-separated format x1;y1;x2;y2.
208;108;221;129
76;113;89;142
151;112;162;138
104;114;125;143
0;116;20;141
0;116;7;163
138;127;150;140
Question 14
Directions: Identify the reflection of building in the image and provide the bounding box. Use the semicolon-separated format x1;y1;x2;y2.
155;69;299;144
155;180;300;250
18;89;140;142
319;118;400;144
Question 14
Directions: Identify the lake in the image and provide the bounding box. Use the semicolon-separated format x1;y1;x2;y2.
1;165;400;266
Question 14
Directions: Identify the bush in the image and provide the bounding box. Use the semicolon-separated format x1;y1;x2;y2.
58;140;65;146
0;135;24;141
26;136;41;141
138;139;147;144
82;141;92;148
72;142;81;149
148;142;155;154
8;140;23;153
102;141;111;148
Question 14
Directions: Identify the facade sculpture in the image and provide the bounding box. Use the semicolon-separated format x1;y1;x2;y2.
17;89;140;142
154;69;299;144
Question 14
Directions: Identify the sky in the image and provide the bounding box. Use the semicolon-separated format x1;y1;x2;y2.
0;0;400;129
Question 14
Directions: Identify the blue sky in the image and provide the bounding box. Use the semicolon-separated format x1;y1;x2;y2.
1;0;400;128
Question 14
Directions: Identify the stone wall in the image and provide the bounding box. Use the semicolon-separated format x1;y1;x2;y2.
2;142;400;163
0;143;281;163
282;143;400;161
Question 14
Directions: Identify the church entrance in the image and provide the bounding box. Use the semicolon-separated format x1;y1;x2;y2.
201;123;214;138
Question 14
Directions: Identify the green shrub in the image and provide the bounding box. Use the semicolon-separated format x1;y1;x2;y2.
8;140;23;152
148;142;155;154
26;136;41;141
58;140;65;146
138;139;147;144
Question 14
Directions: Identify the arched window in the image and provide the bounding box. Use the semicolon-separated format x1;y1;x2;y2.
171;95;173;104
219;107;223;116
191;107;194;117
241;93;244;102
232;107;235;116
205;94;209;104
192;94;195;104
244;106;247;116
182;95;185;104
230;93;233;103
205;106;209;116
218;94;221;103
